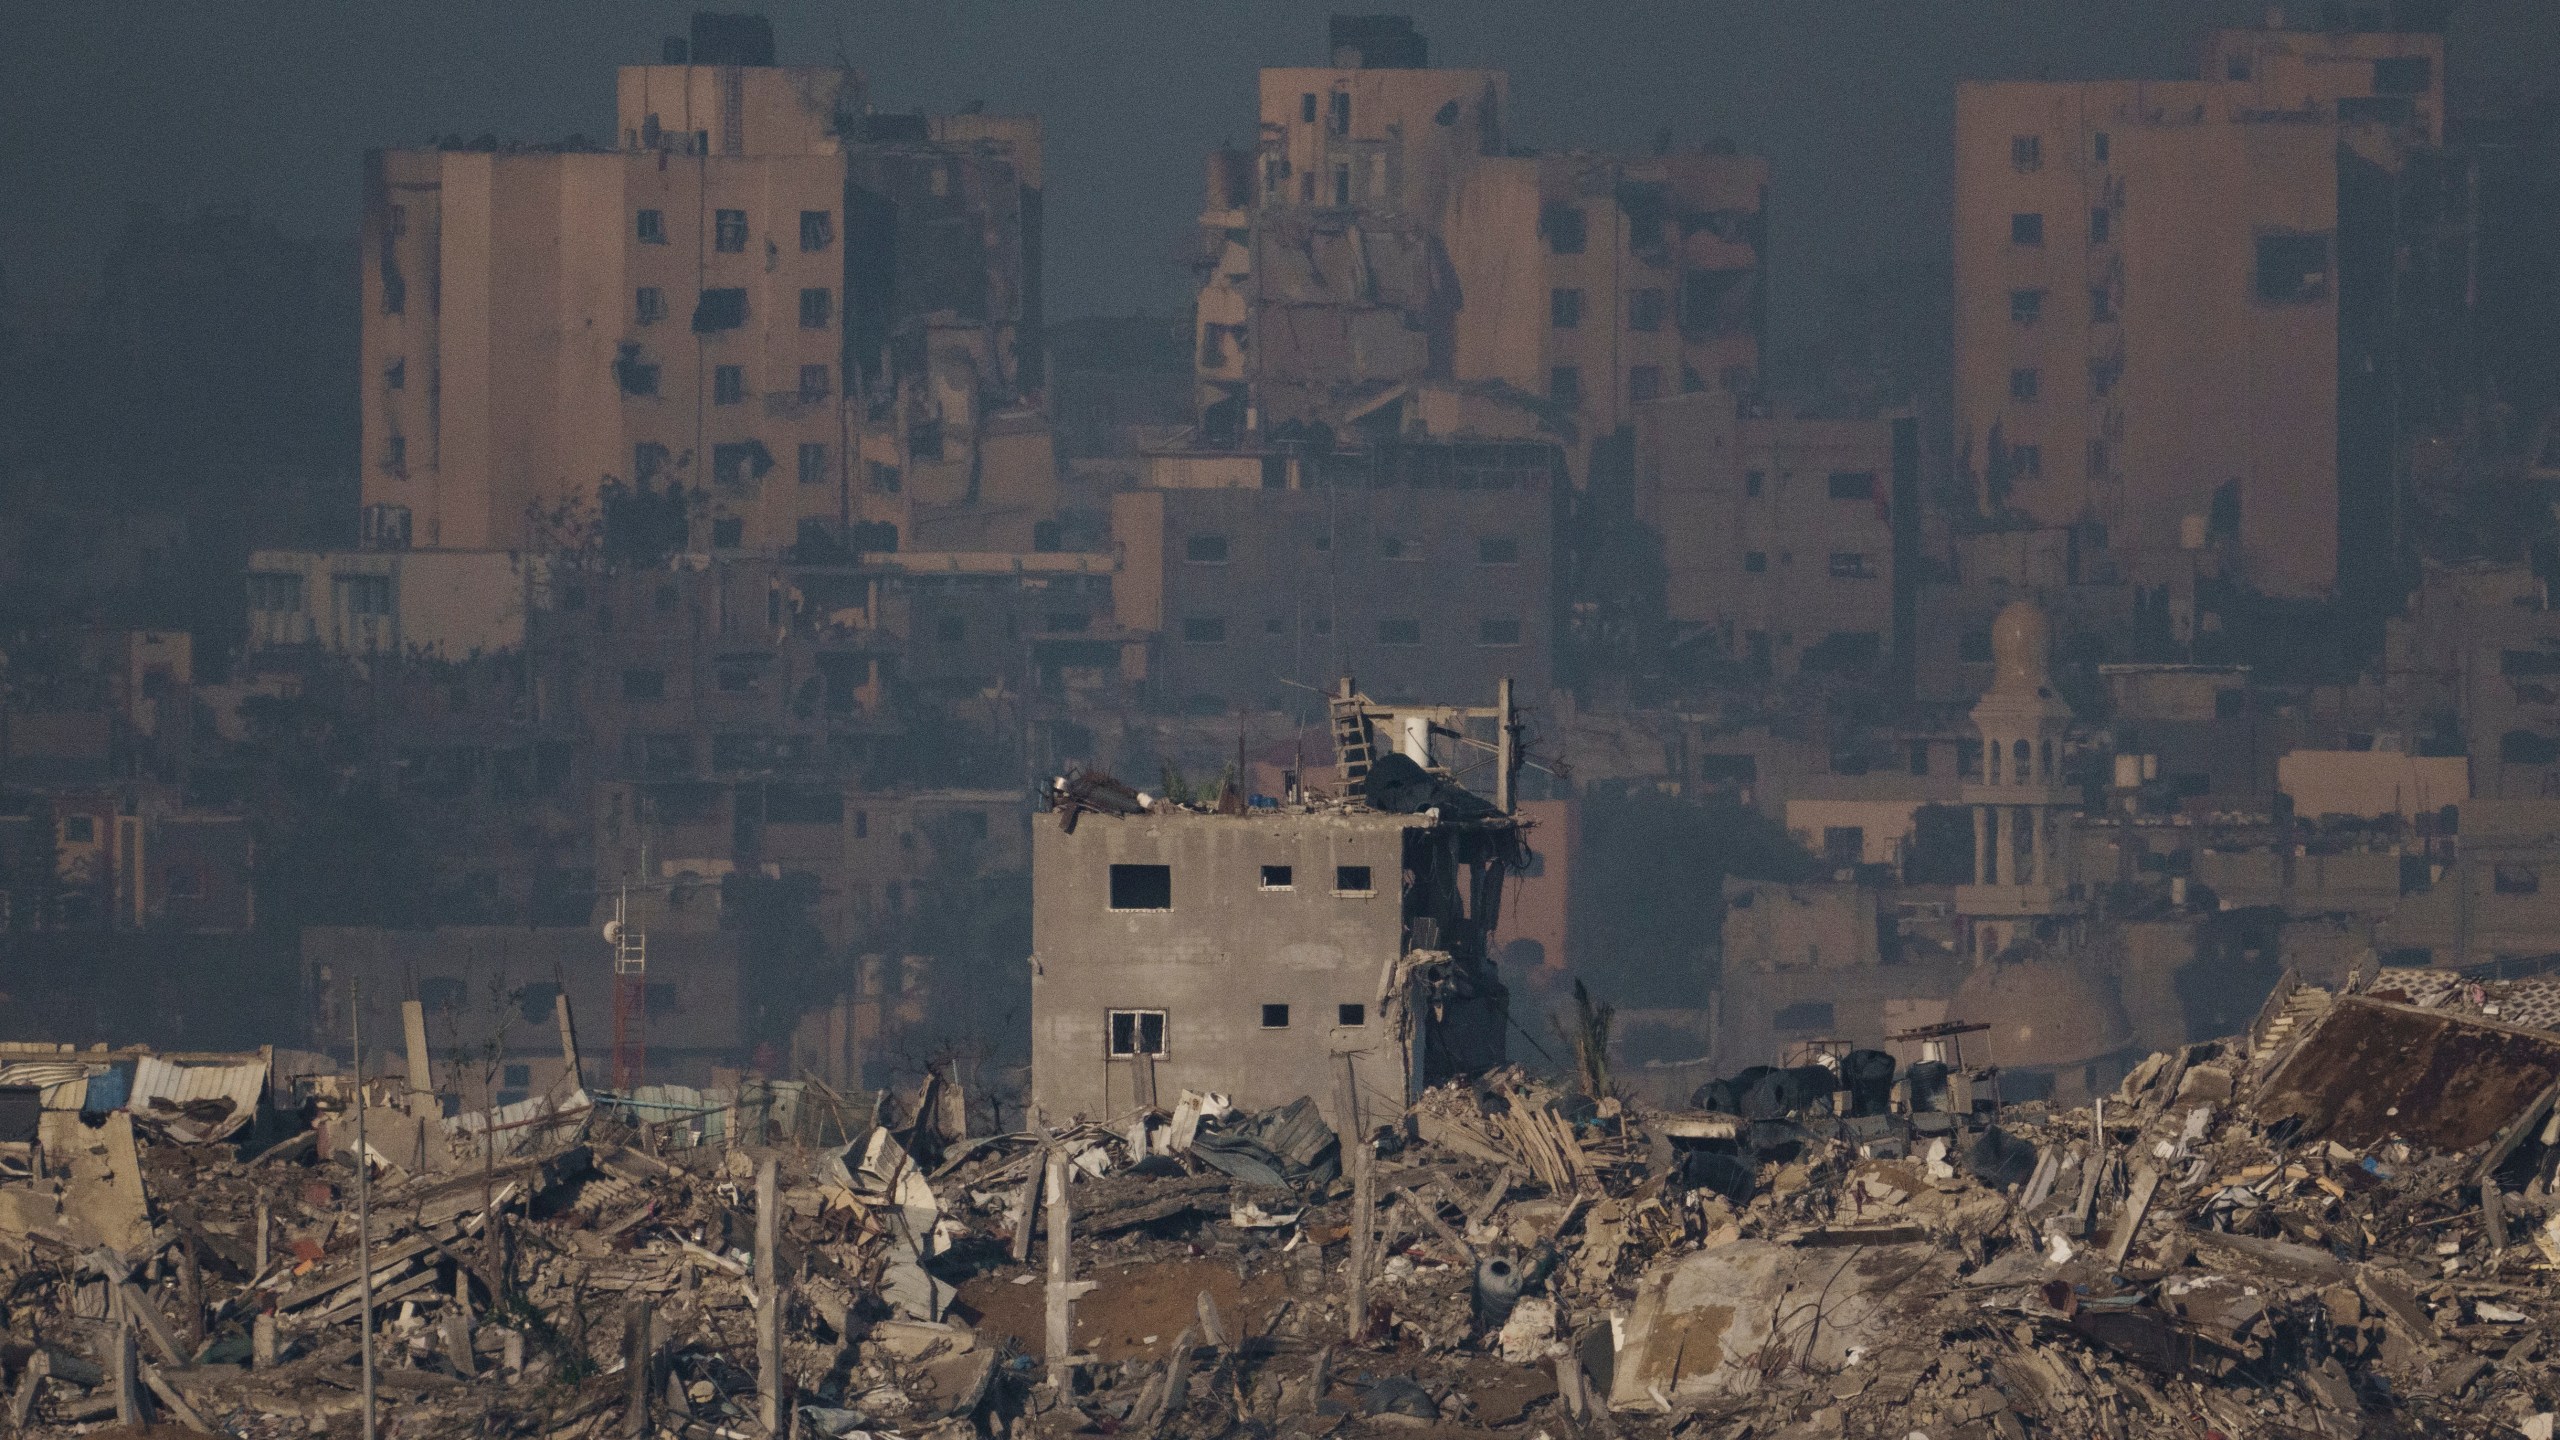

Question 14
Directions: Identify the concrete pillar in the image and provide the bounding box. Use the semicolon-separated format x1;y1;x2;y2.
1973;806;1991;884
1991;807;2010;886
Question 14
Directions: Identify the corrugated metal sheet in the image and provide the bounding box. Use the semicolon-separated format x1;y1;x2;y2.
130;1055;266;1142
448;1088;591;1160
0;1061;99;1110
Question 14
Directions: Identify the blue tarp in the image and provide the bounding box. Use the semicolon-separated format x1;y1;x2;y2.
82;1065;132;1114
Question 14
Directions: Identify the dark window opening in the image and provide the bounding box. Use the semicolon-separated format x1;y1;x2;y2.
1185;534;1230;563
1478;536;1519;565
1743;551;1767;573
1549;366;1581;408
798;442;828;485
1109;864;1172;911
2255;233;2331;304
2372;56;2431;95
714;209;747;252
2010;288;2044;325
1182;616;1226;644
1335;864;1374;893
1628;365;1663;402
1773;1001;1835;1032
1745;470;1764;497
1261;864;1293;889
1260;1004;1291;1029
636;210;666;244
714;365;745;405
2089;208;2111;245
711;516;743;548
2011;368;2040;401
800;288;833;329
1338;1003;1367;1027
2011;135;2041;171
1628;288;1666;332
694;288;748;332
1542;202;1588;254
1107;1010;1167;1058
798;365;830;401
2011;213;2044;247
1550;288;1582;329
799;210;834;251
1827;471;1876;500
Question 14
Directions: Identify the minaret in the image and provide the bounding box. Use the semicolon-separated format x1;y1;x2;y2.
1957;601;2081;959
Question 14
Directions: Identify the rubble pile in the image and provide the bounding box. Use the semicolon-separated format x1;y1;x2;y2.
11;987;2560;1437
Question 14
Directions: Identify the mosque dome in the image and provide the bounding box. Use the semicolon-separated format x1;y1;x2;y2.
1947;955;2132;1071
1990;601;2054;695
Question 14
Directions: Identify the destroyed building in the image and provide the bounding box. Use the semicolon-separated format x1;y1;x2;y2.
1029;686;1525;1130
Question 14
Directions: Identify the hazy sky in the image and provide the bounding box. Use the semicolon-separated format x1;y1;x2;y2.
4;1;2554;341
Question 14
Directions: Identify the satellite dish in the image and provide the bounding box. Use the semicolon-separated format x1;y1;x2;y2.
602;919;623;945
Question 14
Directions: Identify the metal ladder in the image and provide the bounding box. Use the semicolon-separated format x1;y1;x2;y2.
1331;693;1375;789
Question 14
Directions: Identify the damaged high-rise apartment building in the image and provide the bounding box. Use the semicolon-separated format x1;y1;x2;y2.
1190;15;1766;480
1954;8;2472;607
359;12;1048;559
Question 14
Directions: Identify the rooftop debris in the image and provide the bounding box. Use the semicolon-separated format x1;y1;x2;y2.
8;991;2560;1437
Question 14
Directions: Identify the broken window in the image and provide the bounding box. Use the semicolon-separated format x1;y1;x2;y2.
2011;212;2044;247
1744;551;1767;573
694;288;747;332
2090;286;2115;323
2497;864;2541;896
1378;618;1422;645
2010;288;2044;325
800;288;833;329
799;210;833;251
2012;444;2043;479
1479;618;1523;646
798;364;830;402
622;668;665;701
2254;233;2330;304
1335;865;1374;894
1542;203;1588;255
1261;1004;1291;1029
798;442;828;485
615;344;661;396
1329;90;1351;134
634;442;669;482
714;366;745;405
248;571;305;612
1550;287;1583;329
1828;472;1876;500
1822;827;1865;867
1182;616;1225;644
1478;536;1519;565
637;209;667;244
2011;135;2042;172
382;434;406;470
712;441;769;486
338;573;393;617
635;287;666;326
1628;287;1667;332
2089;208;2111;245
1549;366;1582;408
2093;130;2109;164
1107;1009;1168;1058
1745;470;1764;498
2372;55;2431;95
2087;438;2109;480
1261;865;1294;890
1109;865;1172;911
1326;164;1348;205
1185;535;1230;563
1774;1001;1836;1032
1628;365;1662;402
385;358;405;389
1300;93;1317;124
2011;368;2039;402
1828;553;1876;579
2225;52;2251;80
715;209;747;252
1338;1003;1366;1027
711;517;743;548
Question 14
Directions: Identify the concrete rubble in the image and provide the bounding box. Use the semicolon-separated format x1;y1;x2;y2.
10;988;2560;1436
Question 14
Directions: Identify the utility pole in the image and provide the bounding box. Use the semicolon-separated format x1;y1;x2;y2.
352;979;377;1440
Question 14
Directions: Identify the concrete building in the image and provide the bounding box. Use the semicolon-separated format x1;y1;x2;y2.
1117;393;1563;713
361;13;1046;557
1028;698;1519;1130
246;548;551;659
1953;12;2462;603
1634;393;1917;679
1191;16;1764;474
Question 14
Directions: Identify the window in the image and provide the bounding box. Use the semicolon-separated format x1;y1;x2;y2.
2225;52;2251;80
2089;208;2111;245
2010;212;2044;247
634;441;670;482
1333;165;1351;206
1628;287;1666;332
1182;616;1226;644
2087;437;2109;480
1827;471;1876;500
694;288;747;331
2090;285;2115;323
1301;93;1317;124
1108;864;1172;910
712;441;763;486
2011;368;2040;401
715;209;747;252
622;667;665;701
1822;826;1865;867
1628;365;1663;402
1479;618;1523;646
1260;1004;1291;1029
1550;366;1582;408
799;210;834;250
1335;864;1374;894
249;571;305;612
1338;1003;1367;1027
61;815;95;845
1744;551;1767;573
637;209;666;244
2255;233;2330;304
800;288;832;328
2372;56;2432;95
1107;1010;1168;1058
1773;1001;1835;1032
1542;202;1587;254
335;573;391;616
1260;865;1294;890
2011;135;2042;171
1185;535;1230;563
1828;552;1875;579
711;517;743;548
1909;741;1931;776
385;358;405;389
798;442;828;486
1744;470;1764;498
1478;536;1519;565
1378;618;1422;645
1329;90;1350;135
2010;288;2044;325
382;434;406;470
1550;287;1583;329
798;364;830;402
2011;444;2043;478
714;365;745;405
